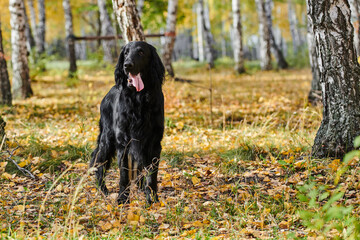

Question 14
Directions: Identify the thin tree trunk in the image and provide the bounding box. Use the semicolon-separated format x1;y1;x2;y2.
0;20;12;106
10;0;33;99
23;2;35;52
200;0;215;68
265;0;288;69
137;0;144;18
27;0;37;48
112;0;145;43
36;0;45;55
255;0;272;70
288;0;302;54
63;0;77;77
308;0;360;158
349;0;360;55
232;0;245;73
221;21;226;58
0;116;5;141
163;0;178;77
306;8;321;105
196;2;204;62
98;0;117;62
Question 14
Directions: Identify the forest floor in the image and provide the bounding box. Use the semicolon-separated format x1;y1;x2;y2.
1;59;360;239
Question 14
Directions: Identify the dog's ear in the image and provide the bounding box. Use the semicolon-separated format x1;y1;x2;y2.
150;45;165;86
115;47;127;86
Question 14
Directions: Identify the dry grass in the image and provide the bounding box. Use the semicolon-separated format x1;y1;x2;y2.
2;61;357;239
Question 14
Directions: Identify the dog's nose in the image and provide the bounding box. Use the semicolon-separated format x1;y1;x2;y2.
124;62;134;70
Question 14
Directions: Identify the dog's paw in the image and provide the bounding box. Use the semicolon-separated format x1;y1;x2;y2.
145;193;159;206
100;185;109;196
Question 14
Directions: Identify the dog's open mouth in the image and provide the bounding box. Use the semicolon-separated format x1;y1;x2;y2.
128;73;144;92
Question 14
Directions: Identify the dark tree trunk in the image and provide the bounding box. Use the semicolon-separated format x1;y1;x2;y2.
63;0;77;77
255;0;272;70
265;0;288;69
0;116;5;141
232;0;245;73
163;0;178;77
0;21;12;106
306;6;321;105
112;0;145;43
308;0;360;158
10;0;33;99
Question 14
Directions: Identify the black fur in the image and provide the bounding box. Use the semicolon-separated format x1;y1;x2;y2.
90;41;165;205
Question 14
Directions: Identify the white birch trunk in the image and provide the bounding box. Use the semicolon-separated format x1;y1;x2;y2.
63;0;77;77
36;0;45;55
112;0;145;43
255;0;272;70
196;2;204;62
288;0;302;54
202;1;215;68
232;0;245;73
137;0;144;18
98;0;117;62
10;0;33;99
163;0;178;77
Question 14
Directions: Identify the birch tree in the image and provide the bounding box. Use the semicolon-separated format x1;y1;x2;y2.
232;0;245;73
198;0;215;68
63;0;77;77
349;0;360;55
255;0;272;70
137;0;144;18
10;0;33;99
98;0;117;62
308;0;360;158
306;8;321;105
0;20;12;106
112;0;145;43
36;0;46;55
163;0;178;77
23;2;35;52
288;0;303;54
196;2;204;62
264;0;288;69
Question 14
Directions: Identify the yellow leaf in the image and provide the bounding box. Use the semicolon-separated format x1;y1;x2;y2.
74;163;88;169
279;221;289;229
191;176;200;185
13;205;25;212
175;121;184;130
100;221;113;231
2;172;13;180
159;224;170;230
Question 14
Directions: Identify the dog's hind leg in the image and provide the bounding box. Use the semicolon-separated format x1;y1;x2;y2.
90;133;115;195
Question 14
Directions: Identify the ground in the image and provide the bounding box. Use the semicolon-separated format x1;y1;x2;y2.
1;59;359;239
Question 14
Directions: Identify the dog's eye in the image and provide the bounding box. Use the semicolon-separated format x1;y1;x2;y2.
138;50;144;56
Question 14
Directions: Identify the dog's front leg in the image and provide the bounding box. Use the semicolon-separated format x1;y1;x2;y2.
144;157;160;205
117;150;131;204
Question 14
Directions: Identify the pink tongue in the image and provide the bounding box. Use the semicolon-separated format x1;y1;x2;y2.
128;73;144;92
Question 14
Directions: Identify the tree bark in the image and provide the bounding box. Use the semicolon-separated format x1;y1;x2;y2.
349;0;360;55
306;6;321;105
196;2;204;62
27;0;37;49
112;0;145;43
0;116;5;141
200;0;215;68
265;0;288;69
162;0;178;77
0;21;12;106
36;0;45;55
23;2;35;52
308;0;360;158
10;0;33;99
98;0;117;62
137;0;144;18
63;0;77;77
255;0;272;70
232;0;245;73
288;0;302;54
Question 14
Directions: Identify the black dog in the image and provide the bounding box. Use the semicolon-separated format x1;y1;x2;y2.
90;41;165;205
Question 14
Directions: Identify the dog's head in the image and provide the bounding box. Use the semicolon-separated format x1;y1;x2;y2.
115;41;165;91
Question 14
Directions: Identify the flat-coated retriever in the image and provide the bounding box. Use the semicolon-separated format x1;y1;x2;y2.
90;41;165;205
